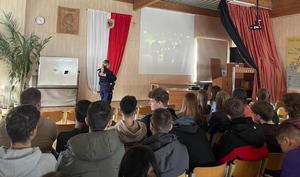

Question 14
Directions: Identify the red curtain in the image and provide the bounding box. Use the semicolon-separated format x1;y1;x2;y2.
107;13;132;75
228;4;286;102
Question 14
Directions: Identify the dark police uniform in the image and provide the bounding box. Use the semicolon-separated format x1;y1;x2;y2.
98;67;116;104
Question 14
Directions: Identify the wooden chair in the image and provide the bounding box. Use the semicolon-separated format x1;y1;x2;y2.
66;110;76;122
138;105;152;117
193;163;226;177
228;159;263;177
41;111;64;123
178;172;187;177
266;153;284;171
57;124;75;134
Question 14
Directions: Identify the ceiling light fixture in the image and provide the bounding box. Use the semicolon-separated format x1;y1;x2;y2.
250;0;262;30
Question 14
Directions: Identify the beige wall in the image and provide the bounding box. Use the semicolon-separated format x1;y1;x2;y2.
0;0;229;102
272;14;300;92
0;0;27;91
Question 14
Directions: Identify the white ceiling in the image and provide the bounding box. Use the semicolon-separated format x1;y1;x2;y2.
163;0;221;10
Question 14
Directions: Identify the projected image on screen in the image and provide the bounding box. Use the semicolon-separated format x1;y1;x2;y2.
139;8;195;75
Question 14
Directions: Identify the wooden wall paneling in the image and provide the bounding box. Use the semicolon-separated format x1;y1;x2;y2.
271;0;300;17
240;0;272;9
133;0;160;10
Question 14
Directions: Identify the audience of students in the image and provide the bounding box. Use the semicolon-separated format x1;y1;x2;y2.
277;119;300;177
119;145;160;177
209;85;221;113
251;101;282;153
57;101;125;177
56;100;91;153
0;105;56;177
213;98;268;163
197;89;211;115
142;108;189;177
172;93;216;171
3;86;300;177
0;88;57;153
140;88;177;137
114;96;147;149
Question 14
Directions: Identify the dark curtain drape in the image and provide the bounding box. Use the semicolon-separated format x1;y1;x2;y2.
218;0;259;99
228;4;286;102
107;13;132;75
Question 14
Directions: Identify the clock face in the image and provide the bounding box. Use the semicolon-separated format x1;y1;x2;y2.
35;16;45;25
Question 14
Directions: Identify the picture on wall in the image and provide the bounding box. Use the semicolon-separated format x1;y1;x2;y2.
57;6;80;34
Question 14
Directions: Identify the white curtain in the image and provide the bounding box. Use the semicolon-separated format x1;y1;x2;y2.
86;9;111;93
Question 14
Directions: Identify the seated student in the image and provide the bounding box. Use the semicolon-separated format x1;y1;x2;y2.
277;119;300;177
256;88;279;124
209;86;221;113
197;89;211;115
282;92;300;119
232;88;254;119
0;105;56;177
114;96;147;149
57;101;125;177
140;88;177;137
143;108;189;177
171;93;216;171
119;145;160;177
177;93;204;126
207;91;231;143
0;88;57;153
251;101;281;152
56;100;91;153
213;98;268;164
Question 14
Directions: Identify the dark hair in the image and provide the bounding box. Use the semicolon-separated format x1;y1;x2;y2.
232;88;247;104
103;59;109;67
257;88;271;102
20;88;41;107
148;88;169;106
211;86;221;101
87;101;112;131
215;91;230;112
151;108;173;133
277;122;300;140
120;96;137;117
197;90;209;114
119;145;160;177
224;98;244;119
251;101;274;121
6;105;40;144
75;100;91;123
282;92;300;118
42;172;70;177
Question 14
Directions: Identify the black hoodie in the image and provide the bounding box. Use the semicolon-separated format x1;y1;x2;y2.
171;117;216;171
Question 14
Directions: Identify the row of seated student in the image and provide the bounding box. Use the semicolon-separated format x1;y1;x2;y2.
0;87;299;177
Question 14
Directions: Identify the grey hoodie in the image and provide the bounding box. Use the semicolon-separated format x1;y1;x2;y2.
57;129;125;177
0;147;56;177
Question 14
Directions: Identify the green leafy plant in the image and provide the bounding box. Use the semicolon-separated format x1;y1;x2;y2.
0;12;51;96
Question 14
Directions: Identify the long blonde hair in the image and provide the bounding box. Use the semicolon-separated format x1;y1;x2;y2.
179;93;202;123
215;91;230;112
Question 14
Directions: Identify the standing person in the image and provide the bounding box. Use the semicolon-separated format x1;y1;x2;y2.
98;59;116;104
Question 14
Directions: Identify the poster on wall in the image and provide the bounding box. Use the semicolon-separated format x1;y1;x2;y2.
287;37;300;88
57;6;80;34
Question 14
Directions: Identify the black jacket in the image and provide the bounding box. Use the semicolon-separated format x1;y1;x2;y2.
99;67;116;92
140;108;177;137
143;133;189;177
171;117;216;171
213;117;268;163
259;123;282;153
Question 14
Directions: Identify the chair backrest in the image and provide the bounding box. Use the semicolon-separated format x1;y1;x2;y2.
41;111;64;123
66;110;76;122
138;105;152;117
229;159;262;177
193;163;226;177
57;124;75;134
266;153;284;171
178;172;187;177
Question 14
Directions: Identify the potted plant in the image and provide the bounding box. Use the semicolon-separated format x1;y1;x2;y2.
0;12;51;102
